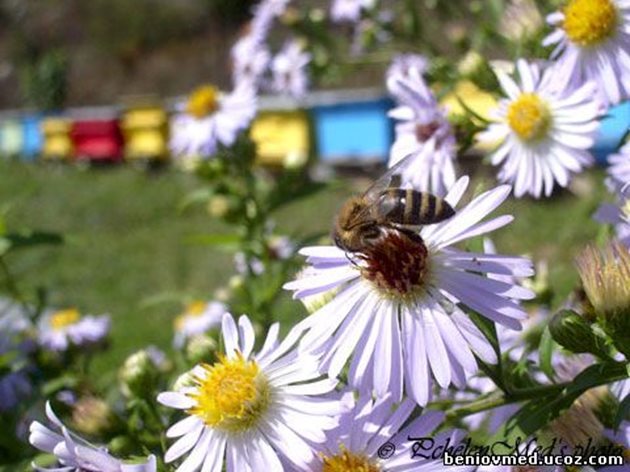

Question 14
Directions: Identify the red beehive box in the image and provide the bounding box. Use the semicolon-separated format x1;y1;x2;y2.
70;119;124;163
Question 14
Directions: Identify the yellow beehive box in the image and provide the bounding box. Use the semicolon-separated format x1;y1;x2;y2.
41;118;73;160
251;110;310;167
120;106;169;161
440;81;499;154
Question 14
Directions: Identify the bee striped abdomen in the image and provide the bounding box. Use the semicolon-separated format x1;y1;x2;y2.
378;189;455;225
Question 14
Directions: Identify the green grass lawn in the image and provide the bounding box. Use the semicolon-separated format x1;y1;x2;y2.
0;160;610;383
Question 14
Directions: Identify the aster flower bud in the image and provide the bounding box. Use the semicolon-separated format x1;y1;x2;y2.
119;350;159;398
576;242;630;358
72;396;116;436
206;195;233;219
185;335;217;364
549;310;610;358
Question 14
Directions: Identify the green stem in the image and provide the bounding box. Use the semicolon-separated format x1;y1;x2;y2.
447;368;629;421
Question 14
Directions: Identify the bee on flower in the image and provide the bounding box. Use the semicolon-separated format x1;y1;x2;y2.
285;175;534;407
477;59;602;198
37;308;110;352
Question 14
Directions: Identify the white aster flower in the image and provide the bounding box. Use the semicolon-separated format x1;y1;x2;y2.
270;40;311;99
170;83;257;159
477;59;601;198
158;313;345;471
543;0;630;106
173;300;226;348
315;392;471;471
284;176;534;406
29;402;156;472
38;308;110;352
387;67;457;196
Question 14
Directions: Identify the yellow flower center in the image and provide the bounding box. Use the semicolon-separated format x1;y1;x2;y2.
174;301;207;331
187;85;219;119
507;93;552;142
563;0;618;46
322;447;381;472
188;354;271;432
50;308;80;330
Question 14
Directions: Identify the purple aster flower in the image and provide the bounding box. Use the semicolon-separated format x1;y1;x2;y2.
315;391;471;471
270;40;311;99
284;176;534;406
250;0;291;39
170;83;257;159
608;142;630;187
231;33;271;89
542;0;630;106
29;402;156;471
593;186;630;246
477;60;601;198
37;308;110;352
386;53;429;80
158;313;346;471
330;0;374;23
387;67;457;196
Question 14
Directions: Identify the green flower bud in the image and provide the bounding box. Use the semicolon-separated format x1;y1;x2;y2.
119;350;159;398
549;310;609;358
72;396;115;436
186;335;217;364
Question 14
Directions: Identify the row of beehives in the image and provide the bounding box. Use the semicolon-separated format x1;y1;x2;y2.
0;86;628;166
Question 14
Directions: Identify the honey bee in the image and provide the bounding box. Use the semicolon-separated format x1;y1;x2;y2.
332;155;455;253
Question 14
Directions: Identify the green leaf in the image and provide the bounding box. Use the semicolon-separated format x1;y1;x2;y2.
42;374;79;396
4;230;63;250
468;310;500;360
179;188;212;213
0;237;10;256
613;393;630;431
539;326;556;381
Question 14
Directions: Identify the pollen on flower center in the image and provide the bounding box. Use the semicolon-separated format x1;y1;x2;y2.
188;354;271;432
187;85;220;119
563;0;618;46
50;308;80;330
507;93;552;142
359;230;430;301
322;447;381;472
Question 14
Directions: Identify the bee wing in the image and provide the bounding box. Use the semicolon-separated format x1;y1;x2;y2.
344;154;413;229
362;153;413;202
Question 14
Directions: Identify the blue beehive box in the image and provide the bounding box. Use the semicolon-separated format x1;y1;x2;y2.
22;114;44;161
592;101;630;164
310;90;394;165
